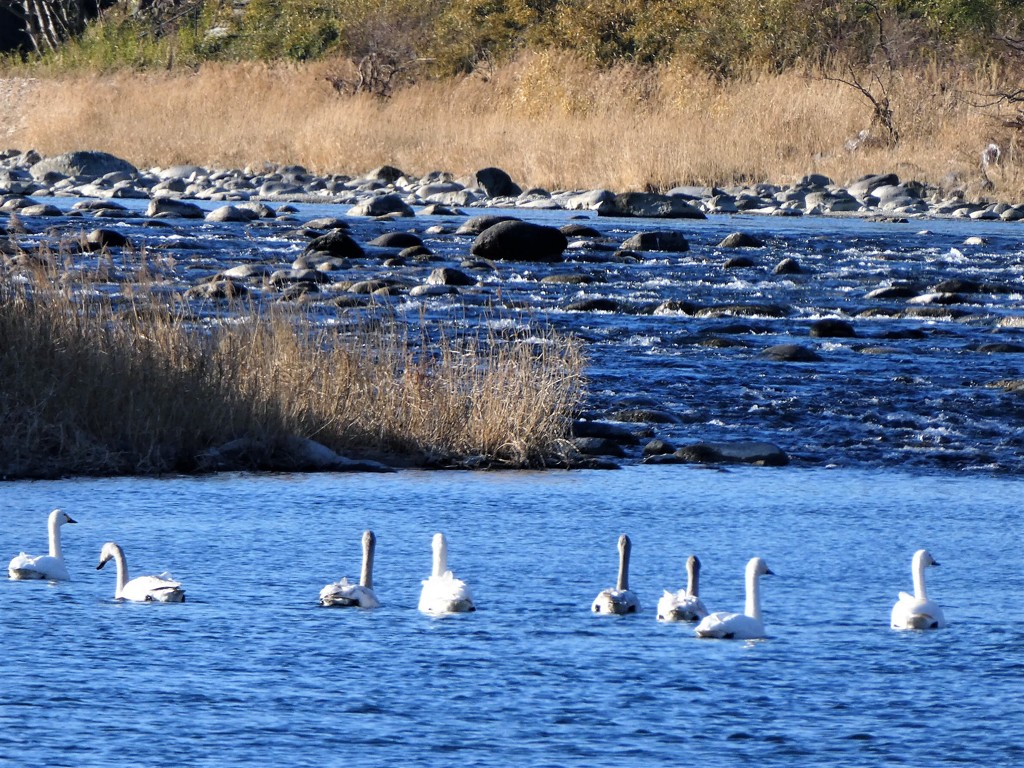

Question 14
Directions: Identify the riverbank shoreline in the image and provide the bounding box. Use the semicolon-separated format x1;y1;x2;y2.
3;59;1021;202
3;142;1024;480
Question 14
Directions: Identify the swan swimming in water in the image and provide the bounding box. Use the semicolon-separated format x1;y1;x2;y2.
8;508;77;581
657;554;709;622
694;557;773;639
891;549;946;630
592;534;640;615
319;530;380;609
96;542;186;602
418;533;475;614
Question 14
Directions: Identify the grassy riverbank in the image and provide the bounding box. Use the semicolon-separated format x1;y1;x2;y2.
0;262;585;478
5;54;1023;201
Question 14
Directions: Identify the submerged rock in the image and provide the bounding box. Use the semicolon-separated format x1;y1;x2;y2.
674;441;789;467
762;344;823;362
809;319;856;338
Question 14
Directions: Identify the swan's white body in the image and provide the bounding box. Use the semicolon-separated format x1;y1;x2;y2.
320;530;380;609
96;542;185;603
592;534;641;615
657;554;709;622
694;557;773;639
419;533;475;614
891;549;946;630
8;508;77;581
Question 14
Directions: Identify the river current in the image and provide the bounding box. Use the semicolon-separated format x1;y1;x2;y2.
2;200;1023;766
10;197;1024;472
2;468;1022;767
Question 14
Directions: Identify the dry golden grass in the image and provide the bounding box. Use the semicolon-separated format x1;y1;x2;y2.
6;52;1024;199
0;263;585;478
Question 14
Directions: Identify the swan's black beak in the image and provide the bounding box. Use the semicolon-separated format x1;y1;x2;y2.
765;567;776;576
66;516;77;524
96;561;106;571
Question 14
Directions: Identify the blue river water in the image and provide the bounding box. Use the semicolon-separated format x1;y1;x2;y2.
2;466;1022;767
11;195;1024;473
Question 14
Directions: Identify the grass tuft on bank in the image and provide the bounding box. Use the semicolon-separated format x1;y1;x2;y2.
0;265;585;478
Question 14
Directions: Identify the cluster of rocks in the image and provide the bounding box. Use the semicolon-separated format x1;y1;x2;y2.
3;147;1023;474
1;149;1022;221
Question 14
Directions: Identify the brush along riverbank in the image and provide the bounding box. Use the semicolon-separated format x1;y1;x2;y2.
0;267;587;479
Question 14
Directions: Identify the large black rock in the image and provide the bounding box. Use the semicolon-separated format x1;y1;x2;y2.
470;220;567;262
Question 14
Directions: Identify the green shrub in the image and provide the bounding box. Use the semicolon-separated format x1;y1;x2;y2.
11;0;1024;80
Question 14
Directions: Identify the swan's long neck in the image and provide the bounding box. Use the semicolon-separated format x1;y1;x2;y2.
111;545;129;594
432;534;448;578
360;532;375;589
912;553;929;600
47;513;63;559
686;557;700;597
616;535;631;592
745;564;762;621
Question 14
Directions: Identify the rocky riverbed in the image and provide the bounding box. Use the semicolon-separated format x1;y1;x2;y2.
3;148;1024;474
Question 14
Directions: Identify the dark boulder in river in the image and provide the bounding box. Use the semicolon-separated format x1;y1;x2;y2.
809;318;857;338
305;229;365;259
773;257;802;275
83;228;130;251
470;220;567;262
599;192;706;219
718;232;764;248
456;214;518;235
621;231;689;253
369;232;423;248
471;167;522;198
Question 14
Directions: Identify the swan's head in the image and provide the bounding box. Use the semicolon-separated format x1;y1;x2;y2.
747;557;774;577
49;508;77;526
96;541;121;570
432;532;446;552
913;549;939;568
618;534;632;554
363;530;376;549
687;554;701;572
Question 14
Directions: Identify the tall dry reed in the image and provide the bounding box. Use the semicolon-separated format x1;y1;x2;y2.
0;267;585;478
6;52;1023;199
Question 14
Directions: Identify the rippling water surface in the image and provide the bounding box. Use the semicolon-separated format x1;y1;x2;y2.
3;467;1022;767
12;198;1024;472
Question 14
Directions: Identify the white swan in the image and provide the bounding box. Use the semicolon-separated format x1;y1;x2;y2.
8;508;77;581
592;534;641;615
319;530;380;609
96;542;185;603
694;557;773;639
418;533;475;614
891;549;946;630
657;554;709;622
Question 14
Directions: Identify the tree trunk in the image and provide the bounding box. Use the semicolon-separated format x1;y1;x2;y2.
9;0;85;53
